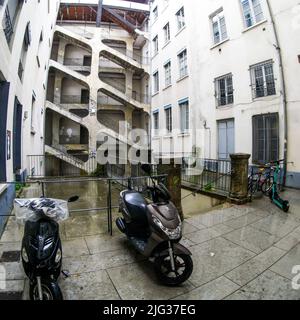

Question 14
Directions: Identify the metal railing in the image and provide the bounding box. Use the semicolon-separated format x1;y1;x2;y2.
181;158;232;195
1;174;167;236
28;153;98;178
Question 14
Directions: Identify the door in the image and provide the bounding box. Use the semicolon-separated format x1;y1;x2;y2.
218;119;235;160
13;98;23;173
0;81;10;182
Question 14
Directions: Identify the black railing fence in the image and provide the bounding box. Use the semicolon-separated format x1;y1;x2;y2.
181;158;232;195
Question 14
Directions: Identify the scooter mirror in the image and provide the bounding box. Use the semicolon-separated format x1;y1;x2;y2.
141;164;152;175
68;196;79;203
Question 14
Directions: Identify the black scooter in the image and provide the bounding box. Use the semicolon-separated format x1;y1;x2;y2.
20;196;78;300
116;164;193;286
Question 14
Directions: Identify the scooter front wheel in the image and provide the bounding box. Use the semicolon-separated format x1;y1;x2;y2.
29;280;63;300
154;254;193;286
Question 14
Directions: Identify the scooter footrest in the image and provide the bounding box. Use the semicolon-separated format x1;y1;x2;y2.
130;237;147;252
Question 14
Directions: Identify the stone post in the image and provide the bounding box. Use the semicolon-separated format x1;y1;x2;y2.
229;153;251;205
157;158;184;220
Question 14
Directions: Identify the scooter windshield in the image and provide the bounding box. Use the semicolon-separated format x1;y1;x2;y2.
14;198;69;224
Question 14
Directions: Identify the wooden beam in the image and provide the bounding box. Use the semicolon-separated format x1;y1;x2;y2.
96;0;103;27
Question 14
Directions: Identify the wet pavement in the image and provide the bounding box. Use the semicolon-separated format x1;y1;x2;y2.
1;185;300;300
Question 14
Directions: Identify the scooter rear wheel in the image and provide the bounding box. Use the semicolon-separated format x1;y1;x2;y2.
154;254;193;286
29;280;63;300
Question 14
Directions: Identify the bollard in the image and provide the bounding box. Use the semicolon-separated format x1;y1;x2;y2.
157;158;184;220
229;153;251;205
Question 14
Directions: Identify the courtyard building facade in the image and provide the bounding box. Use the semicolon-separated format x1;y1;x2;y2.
150;0;300;188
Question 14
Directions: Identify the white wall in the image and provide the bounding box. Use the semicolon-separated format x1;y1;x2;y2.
150;0;300;187
0;0;60;182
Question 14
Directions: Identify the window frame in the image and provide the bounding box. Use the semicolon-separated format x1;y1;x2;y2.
163;22;170;44
252;113;279;165
153;71;159;94
250;60;276;99
152;35;159;56
177;49;188;79
164;61;172;88
176;7;185;31
210;9;228;45
179;99;189;133
215;73;234;107
153;111;159;135
165;106;172;133
240;0;264;29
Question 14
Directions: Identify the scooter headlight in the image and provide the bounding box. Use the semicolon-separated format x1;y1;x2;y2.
22;247;29;263
55;248;62;263
152;215;182;240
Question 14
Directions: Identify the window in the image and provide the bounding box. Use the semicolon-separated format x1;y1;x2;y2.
152;35;158;56
18;25;31;81
215;74;234;106
179;99;189;133
241;0;264;28
165;106;172;133
153;111;159;135
153;6;158;21
176;7;185;31
178;49;188;79
164;61;172;87
36;29;43;67
250;60;276;98
153;71;159;93
163;23;170;44
3;0;24;44
211;10;228;44
253;113;279;164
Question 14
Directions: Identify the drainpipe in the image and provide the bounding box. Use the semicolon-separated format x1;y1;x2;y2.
265;0;288;186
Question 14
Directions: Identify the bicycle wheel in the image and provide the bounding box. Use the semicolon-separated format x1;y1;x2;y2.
262;176;274;195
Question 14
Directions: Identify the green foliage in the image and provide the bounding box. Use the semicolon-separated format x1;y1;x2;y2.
90;164;106;177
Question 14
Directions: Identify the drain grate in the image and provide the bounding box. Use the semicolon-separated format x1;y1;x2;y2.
0;251;21;263
0;292;23;300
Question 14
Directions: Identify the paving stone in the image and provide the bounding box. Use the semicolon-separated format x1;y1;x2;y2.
223;226;280;254
62;248;143;274
85;234;126;254
59;270;120;300
270;243;300;280
1;261;24;280
107;261;194;300
172;276;239;300
250;213;300;238
274;226;300;251
182;221;202;235
185;228;220;245
223;212;266;230
210;224;234;236
62;238;90;258
226;270;300;300
225;246;286;286
188;237;255;287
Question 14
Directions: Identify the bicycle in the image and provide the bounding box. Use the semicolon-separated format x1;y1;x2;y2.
248;165;273;200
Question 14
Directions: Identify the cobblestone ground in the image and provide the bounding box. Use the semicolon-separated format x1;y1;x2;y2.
1;187;300;300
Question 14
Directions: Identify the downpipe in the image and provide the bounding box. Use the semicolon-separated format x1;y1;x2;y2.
266;0;288;187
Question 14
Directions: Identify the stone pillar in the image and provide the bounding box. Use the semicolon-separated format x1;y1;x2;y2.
57;39;67;64
229;153;251;205
125;70;133;98
126;39;134;59
52;113;60;147
157;158;184;220
53;72;63;104
124;108;133;177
